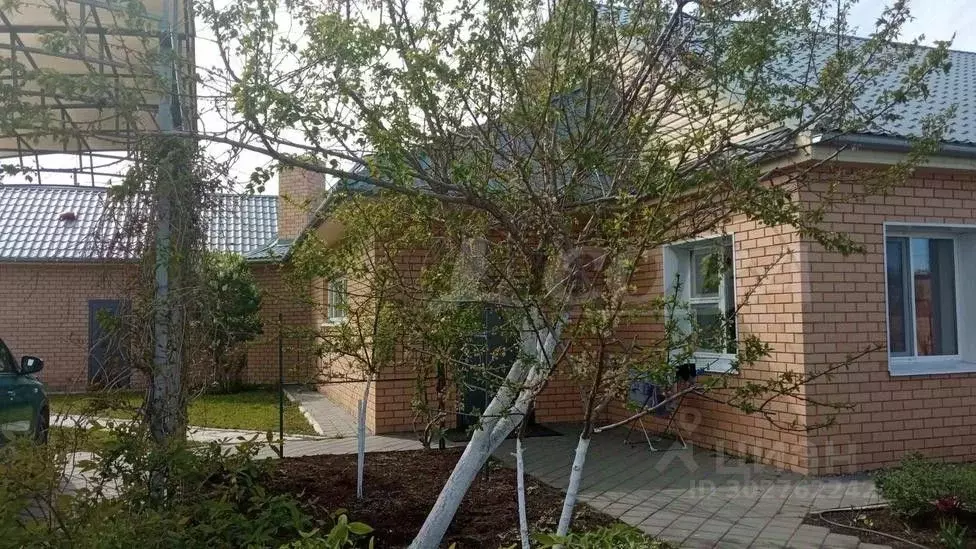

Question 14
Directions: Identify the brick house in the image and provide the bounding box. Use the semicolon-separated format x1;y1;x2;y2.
0;172;318;391
8;150;976;475
294;45;976;475
7;67;976;477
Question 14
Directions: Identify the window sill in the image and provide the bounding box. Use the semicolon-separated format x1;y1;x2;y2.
889;357;976;376
692;352;737;375
320;319;348;328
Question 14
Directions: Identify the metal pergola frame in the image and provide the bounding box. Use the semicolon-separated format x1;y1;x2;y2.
0;0;195;184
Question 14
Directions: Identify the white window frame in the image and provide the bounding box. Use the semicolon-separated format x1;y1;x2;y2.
884;222;976;376
326;277;348;324
663;234;738;374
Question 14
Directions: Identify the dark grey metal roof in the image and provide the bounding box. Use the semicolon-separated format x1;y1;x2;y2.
765;37;976;147
0;185;282;262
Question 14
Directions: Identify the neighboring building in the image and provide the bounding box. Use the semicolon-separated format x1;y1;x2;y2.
0;170;319;391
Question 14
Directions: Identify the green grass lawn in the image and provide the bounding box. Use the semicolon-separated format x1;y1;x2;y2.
49;426;119;454
48;389;317;435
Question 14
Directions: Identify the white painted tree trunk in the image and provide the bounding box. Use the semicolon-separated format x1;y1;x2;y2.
408;311;565;549
357;377;372;499
515;437;531;549
555;436;591;537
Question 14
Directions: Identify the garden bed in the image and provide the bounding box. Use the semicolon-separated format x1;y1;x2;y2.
805;506;976;548
267;448;658;548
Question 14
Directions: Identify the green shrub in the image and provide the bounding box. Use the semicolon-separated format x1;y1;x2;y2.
0;425;372;549
531;524;669;549
875;454;976;517
938;517;968;549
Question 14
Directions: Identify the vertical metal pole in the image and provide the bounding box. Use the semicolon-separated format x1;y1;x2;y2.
278;312;284;457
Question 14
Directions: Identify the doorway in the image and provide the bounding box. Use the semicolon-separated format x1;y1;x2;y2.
88;299;131;388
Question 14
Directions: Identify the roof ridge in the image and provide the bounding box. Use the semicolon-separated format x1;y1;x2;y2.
0;184;281;199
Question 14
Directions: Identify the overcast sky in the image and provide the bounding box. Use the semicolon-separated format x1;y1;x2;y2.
849;0;973;50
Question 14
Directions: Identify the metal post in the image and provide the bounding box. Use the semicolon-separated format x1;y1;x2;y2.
278;312;284;457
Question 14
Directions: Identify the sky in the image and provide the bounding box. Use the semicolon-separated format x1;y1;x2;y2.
849;0;975;51
5;0;974;195
229;0;976;195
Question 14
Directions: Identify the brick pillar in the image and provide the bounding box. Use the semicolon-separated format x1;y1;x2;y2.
277;167;326;240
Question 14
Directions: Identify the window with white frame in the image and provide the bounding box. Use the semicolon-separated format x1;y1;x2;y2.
327;277;348;322
663;235;737;372
883;224;976;375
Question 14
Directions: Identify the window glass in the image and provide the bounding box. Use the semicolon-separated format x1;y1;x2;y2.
886;235;958;359
686;241;735;354
691;249;721;297
691;303;723;352
886;238;911;354
328;277;348;321
0;339;15;373
911;238;957;356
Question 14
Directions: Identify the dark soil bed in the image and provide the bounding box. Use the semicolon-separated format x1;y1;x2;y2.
805;507;976;548
267;448;626;548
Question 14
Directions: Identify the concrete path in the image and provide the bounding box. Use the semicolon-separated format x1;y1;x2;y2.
494;426;887;549
257;388;441;458
284;387;360;437
55;414;324;444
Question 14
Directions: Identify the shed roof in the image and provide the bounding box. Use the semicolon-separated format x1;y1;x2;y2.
0;185;283;262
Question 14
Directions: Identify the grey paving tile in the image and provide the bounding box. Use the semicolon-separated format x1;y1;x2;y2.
484;426;888;549
822;533;861;549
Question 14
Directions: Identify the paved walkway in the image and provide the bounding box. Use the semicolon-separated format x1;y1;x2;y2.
284;387;360;437
55;414;323;444
494;426;887;549
258;388;437;458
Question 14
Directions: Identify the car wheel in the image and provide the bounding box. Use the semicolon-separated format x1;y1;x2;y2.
34;406;49;445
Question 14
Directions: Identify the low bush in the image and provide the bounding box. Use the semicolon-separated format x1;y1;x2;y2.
530;524;670;549
0;425;371;548
875;454;976;517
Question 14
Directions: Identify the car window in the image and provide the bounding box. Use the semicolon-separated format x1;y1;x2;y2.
0;339;15;373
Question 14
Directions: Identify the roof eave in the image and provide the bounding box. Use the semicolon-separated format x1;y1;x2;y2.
812;132;976;160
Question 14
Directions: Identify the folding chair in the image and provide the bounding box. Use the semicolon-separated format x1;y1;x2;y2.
624;363;697;451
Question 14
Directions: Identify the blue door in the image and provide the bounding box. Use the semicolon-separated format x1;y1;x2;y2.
88;300;131;388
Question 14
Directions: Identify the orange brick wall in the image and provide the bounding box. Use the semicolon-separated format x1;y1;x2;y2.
244;263;317;385
801;166;976;474
576;216;815;473
309;234;380;431
530;166;976;475
0;261;313;392
297;165;976;474
278;168;325;240
0;262;138;391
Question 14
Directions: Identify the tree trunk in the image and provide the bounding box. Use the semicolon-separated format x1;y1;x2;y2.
515;436;531;549
409;310;564;549
148;192;184;444
555;435;590;537
356;376;372;499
